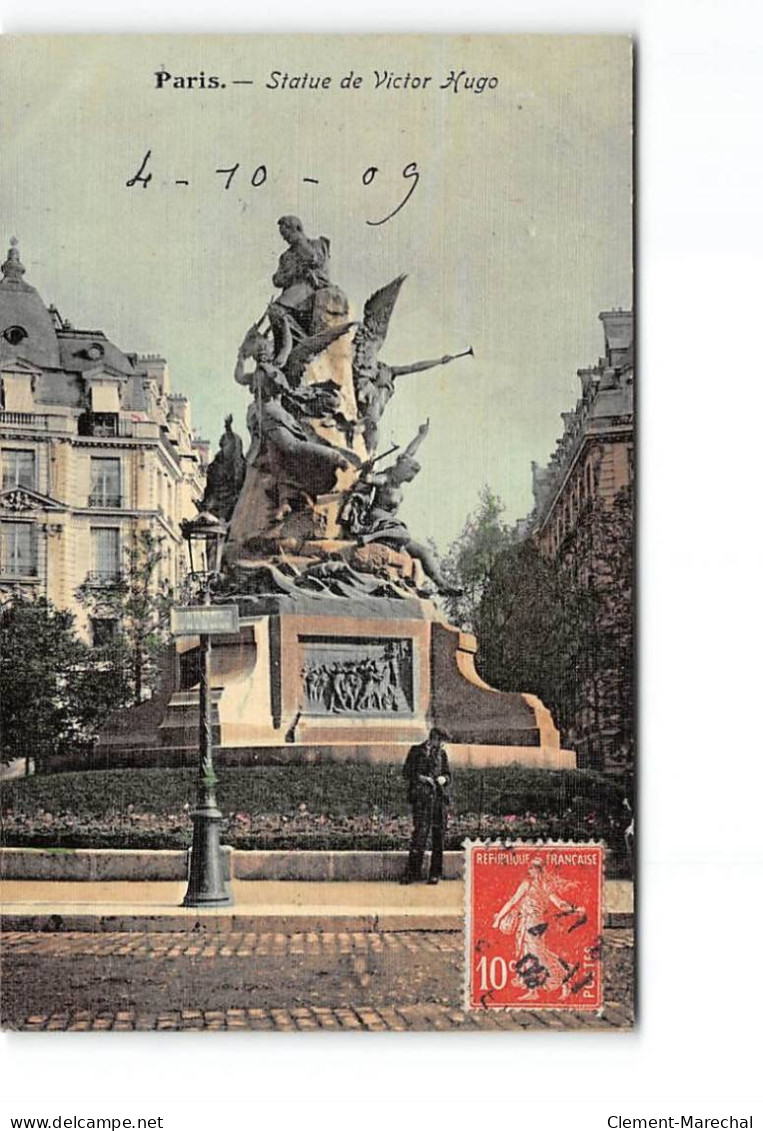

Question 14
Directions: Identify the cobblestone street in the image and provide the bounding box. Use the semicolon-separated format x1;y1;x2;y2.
1;929;634;1031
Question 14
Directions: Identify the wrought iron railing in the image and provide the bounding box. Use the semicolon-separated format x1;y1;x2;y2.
83;569;123;586
0;564;38;579
78;414;135;438
88;494;123;508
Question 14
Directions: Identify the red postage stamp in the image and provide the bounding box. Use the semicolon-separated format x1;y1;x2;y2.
464;842;604;1011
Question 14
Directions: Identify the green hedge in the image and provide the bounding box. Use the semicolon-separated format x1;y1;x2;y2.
2;764;624;821
0;765;629;874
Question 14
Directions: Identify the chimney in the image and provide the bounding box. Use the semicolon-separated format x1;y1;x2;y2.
599;310;633;367
168;393;191;430
578;366;597;395
139;354;170;396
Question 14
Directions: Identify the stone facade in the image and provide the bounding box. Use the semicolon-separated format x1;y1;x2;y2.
0;239;208;636
518;310;634;773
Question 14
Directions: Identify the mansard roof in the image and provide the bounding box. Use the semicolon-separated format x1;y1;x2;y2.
0;238;136;379
57;330;135;378
0;240;61;370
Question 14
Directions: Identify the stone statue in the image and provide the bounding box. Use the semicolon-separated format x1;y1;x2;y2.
244;364;358;489
357;351;466;453
226;303;365;550
271;215;331;334
200;415;245;522
352;275;473;451
234;315;358;479
352;275;407;387
223;217;463;597
293;558;402;600
340;420;458;594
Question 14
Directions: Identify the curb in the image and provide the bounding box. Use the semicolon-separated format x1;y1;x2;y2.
0;910;630;933
0;911;462;933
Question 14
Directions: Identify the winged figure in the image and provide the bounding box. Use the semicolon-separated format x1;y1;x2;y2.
272;305;356;388
352;274;408;383
351;275;472;451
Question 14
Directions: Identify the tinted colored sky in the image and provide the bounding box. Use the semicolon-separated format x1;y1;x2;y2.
0;34;632;549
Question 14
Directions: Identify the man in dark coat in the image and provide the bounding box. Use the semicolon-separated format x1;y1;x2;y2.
401;727;452;885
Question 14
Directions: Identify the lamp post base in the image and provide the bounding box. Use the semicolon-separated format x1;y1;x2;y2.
182;805;234;908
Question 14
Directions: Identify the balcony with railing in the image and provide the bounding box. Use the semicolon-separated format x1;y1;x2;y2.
0;412;79;438
0;411;50;429
82;569;123;587
78;413;135;439
87;494;124;509
0;564;38;580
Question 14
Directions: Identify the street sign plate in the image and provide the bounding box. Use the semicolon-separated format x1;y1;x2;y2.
170;604;240;637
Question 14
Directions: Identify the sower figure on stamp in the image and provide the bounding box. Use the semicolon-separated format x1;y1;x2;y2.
401;727;452;885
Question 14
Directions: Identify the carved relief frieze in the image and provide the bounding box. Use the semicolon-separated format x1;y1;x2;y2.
300;636;414;716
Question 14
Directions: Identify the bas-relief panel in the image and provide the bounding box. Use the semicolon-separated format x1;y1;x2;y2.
299;635;414;716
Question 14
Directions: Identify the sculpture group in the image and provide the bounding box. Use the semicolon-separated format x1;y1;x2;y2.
96;214;576;771
202;215;472;599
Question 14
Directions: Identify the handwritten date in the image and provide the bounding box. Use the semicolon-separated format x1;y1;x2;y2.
125;151;421;227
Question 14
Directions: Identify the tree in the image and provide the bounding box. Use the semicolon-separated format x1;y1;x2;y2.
476;540;599;744
440;486;512;629
0;594;130;772
76;527;175;705
475;484;634;771
565;483;634;769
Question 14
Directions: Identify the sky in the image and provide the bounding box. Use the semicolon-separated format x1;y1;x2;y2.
0;34;632;550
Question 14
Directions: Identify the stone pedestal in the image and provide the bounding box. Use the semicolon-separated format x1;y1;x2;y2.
95;592;575;771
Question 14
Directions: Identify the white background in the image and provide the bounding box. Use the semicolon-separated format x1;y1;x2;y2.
1;0;762;1126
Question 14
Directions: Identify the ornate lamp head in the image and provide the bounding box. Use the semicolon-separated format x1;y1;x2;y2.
180;511;228;578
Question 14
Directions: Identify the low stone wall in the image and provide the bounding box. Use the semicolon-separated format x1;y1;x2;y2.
0;847;449;883
233;850;462;882
0;847;197;882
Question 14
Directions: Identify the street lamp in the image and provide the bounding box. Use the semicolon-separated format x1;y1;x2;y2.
178;511;233;908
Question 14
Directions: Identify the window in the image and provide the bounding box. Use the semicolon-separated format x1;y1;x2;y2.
3;325;28;346
79;413;119;438
91;617;118;646
2;449;35;491
0;522;37;577
91;527;120;582
89;457;122;508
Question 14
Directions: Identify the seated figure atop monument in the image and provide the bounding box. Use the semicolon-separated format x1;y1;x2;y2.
272;215;331;335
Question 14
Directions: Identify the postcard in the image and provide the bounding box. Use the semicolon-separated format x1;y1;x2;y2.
0;34;634;1031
